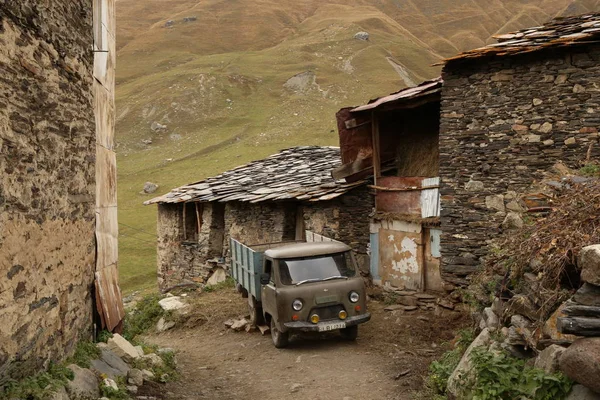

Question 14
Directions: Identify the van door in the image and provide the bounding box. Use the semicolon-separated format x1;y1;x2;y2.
261;257;277;322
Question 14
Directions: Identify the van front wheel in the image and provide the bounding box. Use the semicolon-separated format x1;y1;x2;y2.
340;325;358;340
270;318;289;348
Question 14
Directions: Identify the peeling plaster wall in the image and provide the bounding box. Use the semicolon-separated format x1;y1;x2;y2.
0;2;96;382
440;45;600;286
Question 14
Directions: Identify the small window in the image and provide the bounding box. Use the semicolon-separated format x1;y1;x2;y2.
264;259;272;275
182;203;200;242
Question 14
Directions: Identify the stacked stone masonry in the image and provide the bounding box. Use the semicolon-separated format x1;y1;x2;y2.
156;187;374;291
440;45;600;285
0;2;96;383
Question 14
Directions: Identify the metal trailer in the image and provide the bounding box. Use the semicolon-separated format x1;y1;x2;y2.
230;238;264;301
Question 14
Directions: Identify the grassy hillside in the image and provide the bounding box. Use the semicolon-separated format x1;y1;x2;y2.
115;0;600;293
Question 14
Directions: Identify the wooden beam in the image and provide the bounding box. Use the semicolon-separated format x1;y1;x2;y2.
371;111;381;210
182;203;187;240
557;316;600;336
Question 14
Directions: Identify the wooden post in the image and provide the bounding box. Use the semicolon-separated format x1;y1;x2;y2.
196;203;202;238
371;111;381;210
182;203;187;240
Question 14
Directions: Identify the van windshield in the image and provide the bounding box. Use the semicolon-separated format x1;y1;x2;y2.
279;251;356;285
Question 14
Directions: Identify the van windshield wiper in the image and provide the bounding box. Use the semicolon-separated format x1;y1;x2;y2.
322;275;348;281
295;278;323;286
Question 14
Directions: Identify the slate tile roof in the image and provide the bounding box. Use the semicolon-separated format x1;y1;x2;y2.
144;146;365;205
442;12;600;65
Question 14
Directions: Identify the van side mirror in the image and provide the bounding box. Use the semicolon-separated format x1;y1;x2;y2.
260;273;271;285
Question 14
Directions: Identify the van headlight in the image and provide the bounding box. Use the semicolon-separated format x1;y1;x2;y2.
292;299;303;311
349;291;360;303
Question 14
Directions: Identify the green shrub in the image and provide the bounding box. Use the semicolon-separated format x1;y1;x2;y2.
2;362;74;399
67;340;101;368
122;294;166;341
97;330;114;343
463;348;572;400
427;329;475;394
580;163;600;177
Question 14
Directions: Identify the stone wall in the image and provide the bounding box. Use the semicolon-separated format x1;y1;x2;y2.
440;45;600;286
156;203;225;291
156;189;374;288
223;201;297;256
303;186;374;275
0;2;96;382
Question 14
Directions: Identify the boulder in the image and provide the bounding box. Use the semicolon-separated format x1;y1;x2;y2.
48;386;70;400
66;364;99;399
206;268;227;286
447;328;492;398
156;317;176;332
353;31;369;41
579;245;600;285
543;303;578;343
485;195;505;212
143;182;158;194
481;307;499;329
506;294;540;321
141;353;164;367
567;385;600;400
534;344;565;373
560;338;600;393
574;283;600;307
128;368;144;386
90;359;124;379
142;369;155;381
158;296;188;311
502;212;524;229
107;334;142;362
99;348;130;376
150;121;167;131
103;378;118;391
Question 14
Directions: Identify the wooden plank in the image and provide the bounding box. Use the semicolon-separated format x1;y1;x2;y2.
94;81;115;150
96;206;118;269
558;316;600;336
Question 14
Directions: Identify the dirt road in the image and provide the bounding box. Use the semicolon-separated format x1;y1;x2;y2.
141;288;466;400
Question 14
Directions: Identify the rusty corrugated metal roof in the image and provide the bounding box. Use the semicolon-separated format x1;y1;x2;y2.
441;12;600;65
144;146;365;205
350;77;442;113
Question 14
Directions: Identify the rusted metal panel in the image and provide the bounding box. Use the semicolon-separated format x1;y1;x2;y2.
335;108;373;165
94;81;115;150
350;78;442;113
96;145;117;208
96;206;118;270
375;176;423;214
379;227;423;290
95;263;125;332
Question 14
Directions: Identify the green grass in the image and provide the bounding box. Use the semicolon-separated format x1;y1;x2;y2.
122;294;167;341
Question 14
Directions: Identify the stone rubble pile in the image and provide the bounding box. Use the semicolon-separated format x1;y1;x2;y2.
448;244;600;399
48;334;175;400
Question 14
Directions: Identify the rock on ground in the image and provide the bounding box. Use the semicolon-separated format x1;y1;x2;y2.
534;344;565;373
90;358;124;380
157;317;176;332
128;368;144;386
99;347;131;376
567;385;600;400
231;318;249;331
107;334;142;362
206;268;227;286
158;296;188;311
579;245;600;285
66;364;100;399
143;182;159;194
49;386;70;400
560;338;600;393
447;328;492;397
141;353;164;367
353;31;369;41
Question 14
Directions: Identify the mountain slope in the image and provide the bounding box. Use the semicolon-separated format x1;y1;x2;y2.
114;0;600;292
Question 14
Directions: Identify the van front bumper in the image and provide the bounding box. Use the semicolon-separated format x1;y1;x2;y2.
283;313;371;332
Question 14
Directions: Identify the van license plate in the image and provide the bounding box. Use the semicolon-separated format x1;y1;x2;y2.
318;322;346;332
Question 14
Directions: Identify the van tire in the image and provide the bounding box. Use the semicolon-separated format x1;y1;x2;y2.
270;318;289;348
340;325;358;340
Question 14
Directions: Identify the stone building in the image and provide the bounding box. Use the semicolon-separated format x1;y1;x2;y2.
145;146;373;291
0;0;119;383
439;13;600;286
333;79;444;292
